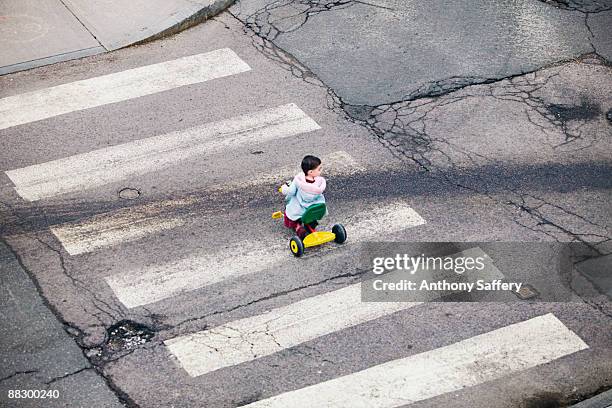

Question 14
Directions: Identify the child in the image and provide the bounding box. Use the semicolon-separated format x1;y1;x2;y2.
281;155;326;238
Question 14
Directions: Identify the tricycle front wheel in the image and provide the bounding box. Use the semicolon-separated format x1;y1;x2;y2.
289;236;304;257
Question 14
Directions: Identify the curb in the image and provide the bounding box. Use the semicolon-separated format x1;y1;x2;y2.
570;389;612;408
0;46;106;77
127;0;237;50
0;0;236;76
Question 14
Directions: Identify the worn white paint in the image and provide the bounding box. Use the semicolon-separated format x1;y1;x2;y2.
165;246;502;377
105;202;426;308
165;285;420;377
242;313;588;408
6;103;320;201
0;48;251;130
49;151;363;255
50;198;196;255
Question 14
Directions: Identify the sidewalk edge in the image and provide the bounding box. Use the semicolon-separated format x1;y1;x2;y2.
0;47;106;76
0;0;236;76
570;388;612;408
114;0;237;50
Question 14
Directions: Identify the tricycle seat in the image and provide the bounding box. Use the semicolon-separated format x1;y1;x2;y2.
301;203;326;225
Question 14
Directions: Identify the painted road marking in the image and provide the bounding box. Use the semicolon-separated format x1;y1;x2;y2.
166;285;420;377
5;103;320;201
50;151;363;255
105;201;426;308
50;198;196;255
165;247;503;377
241;313;588;408
208;150;366;192
0;48;251;130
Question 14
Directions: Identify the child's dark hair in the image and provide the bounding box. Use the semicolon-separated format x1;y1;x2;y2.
301;155;321;175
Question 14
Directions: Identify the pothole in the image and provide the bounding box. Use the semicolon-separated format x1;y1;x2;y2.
545;99;601;124
118;187;141;200
343;104;375;121
606;109;612;124
105;320;154;352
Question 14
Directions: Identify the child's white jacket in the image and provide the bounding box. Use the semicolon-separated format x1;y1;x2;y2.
281;173;326;221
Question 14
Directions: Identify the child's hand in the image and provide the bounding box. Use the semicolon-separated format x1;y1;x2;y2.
279;181;291;195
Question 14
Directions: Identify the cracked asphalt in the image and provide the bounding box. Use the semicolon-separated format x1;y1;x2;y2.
0;0;611;407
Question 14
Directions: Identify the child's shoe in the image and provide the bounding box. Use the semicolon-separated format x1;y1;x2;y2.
295;225;308;239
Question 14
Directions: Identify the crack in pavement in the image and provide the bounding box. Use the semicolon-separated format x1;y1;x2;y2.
171;311;337;370
510;197;611;247
0;370;40;384
30;233;126;342
1;197;125;334
228;8;328;88
350;60;607;152
537;0;612;13
0;215;137;407
568;270;612;318
238;0;357;41
584;13;598;52
230;2;611;259
44;367;92;385
289;343;337;365
169;268;366;334
535;1;612;62
232;0;611;97
0;234;91;344
1;5;610;401
331;67;611;252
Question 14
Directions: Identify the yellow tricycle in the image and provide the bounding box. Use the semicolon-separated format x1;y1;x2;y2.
272;202;347;257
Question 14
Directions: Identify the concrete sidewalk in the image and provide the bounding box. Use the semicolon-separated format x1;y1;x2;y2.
0;0;234;75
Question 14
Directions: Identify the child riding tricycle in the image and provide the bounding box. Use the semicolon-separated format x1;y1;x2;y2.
272;155;346;257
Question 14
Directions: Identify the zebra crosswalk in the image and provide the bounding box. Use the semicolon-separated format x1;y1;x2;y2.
49;197;197;255
0;48;251;131
164;246;504;377
0;47;593;407
48;150;365;255
104;201;426;308
5;103;320;201
240;314;588;408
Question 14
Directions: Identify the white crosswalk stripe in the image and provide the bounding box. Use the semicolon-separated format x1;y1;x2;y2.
49;198;197;256
165;247;503;377
49;151;365;255
208;150;366;192
5;103;320;201
240;313;588;408
0;48;251;131
105;201;426;308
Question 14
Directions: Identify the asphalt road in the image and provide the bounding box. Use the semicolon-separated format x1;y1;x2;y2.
0;1;611;407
